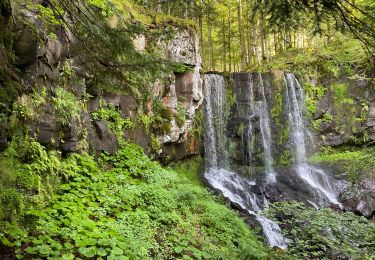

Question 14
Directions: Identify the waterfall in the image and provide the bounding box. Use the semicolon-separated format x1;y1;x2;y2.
203;74;287;249
285;73;341;207
256;74;276;183
203;74;227;169
244;74;255;168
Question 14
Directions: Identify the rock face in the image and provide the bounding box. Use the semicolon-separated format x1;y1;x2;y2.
215;72;375;167
315;77;375;146
0;4;203;160
340;179;375;218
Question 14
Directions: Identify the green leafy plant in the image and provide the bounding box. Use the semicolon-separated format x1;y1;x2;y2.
1;142;269;259
52;87;82;126
91;99;135;142
175;101;186;127
266;201;375;259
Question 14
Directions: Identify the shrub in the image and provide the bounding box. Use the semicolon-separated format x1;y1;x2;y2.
1;142;269;259
266;201;375;259
52;87;82;125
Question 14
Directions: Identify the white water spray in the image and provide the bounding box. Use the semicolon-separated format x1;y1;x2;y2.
285;73;341;206
203;74;287;249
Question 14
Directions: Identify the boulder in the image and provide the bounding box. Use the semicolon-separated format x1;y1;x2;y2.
340;179;375;218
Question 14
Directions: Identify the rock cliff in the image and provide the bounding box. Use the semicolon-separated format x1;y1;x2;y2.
0;2;203;160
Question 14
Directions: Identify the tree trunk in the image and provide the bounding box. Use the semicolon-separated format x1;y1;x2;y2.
246;20;254;66
237;0;246;70
222;19;227;72
228;13;232;72
260;11;267;61
208;14;214;70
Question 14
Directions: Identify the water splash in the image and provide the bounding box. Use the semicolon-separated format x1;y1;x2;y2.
285;73;341;207
205;168;286;248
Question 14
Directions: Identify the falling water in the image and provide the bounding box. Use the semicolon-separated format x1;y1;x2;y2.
285;73;341;206
256;74;276;183
203;74;227;169
245;74;255;167
203;74;287;249
234;73;276;182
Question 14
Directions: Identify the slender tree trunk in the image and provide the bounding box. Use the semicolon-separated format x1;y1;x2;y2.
273;32;278;54
228;13;232;72
198;16;203;64
222;19;227;72
252;26;259;64
237;0;246;70
260;11;267;61
246;20;253;66
208;14;214;70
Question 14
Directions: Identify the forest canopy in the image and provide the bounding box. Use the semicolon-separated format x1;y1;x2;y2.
134;0;375;71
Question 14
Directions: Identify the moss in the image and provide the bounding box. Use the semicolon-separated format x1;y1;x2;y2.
271;92;283;119
150;133;161;153
189;109;203;138
0;65;22;115
332;83;349;103
91;99;134;142
155;14;198;31
0;135;62;222
278;126;289;145
228;140;238;159
175;102;186;127
16;170;40;191
237;122;246;136
278;149;292;166
309;147;375;183
0;188;24;221
168;155;204;186
171;63;192;74
153;100;173;120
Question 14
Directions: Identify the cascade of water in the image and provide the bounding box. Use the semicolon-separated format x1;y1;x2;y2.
205;169;286;248
256;74;276;183
203;74;227;169
285;73;341;206
245;74;255;167
204;74;286;249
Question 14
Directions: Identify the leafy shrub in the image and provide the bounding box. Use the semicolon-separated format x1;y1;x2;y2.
266;201;375;259
11;89;46;122
175;101;186;127
152;100;173;134
0;135;64;222
91;99;135;141
52;87;82;125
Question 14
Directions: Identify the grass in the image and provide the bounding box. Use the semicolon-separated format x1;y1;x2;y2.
309;146;375;183
167;155;205;186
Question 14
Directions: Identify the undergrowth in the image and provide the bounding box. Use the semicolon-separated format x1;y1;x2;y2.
266;201;375;259
309;146;375;182
0;140;268;259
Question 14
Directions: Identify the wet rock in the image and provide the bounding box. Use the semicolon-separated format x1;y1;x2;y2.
321;133;347;146
60;125;79;152
13;27;38;65
89;120;118;154
45;39;63;66
36;113;59;147
340;179;375;218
